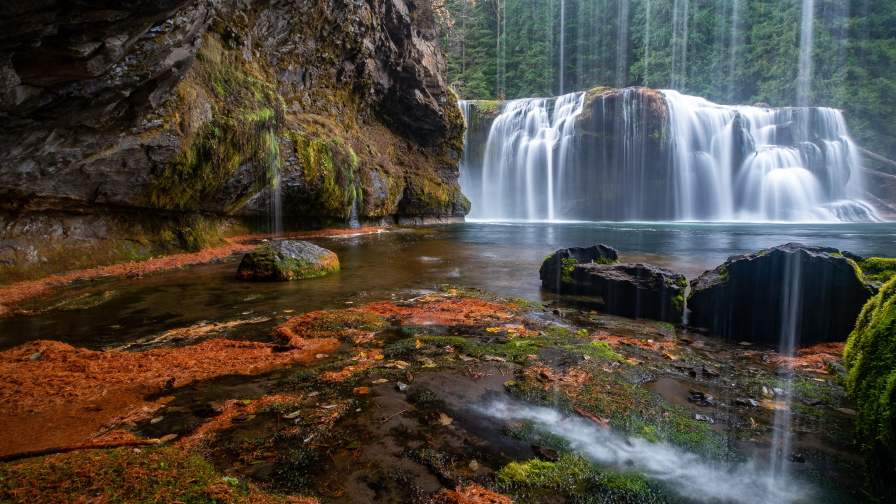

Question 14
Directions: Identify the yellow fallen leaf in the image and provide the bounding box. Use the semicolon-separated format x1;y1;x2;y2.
415;339;424;349
284;310;294;313
374;355;384;360
486;327;500;332
353;387;370;394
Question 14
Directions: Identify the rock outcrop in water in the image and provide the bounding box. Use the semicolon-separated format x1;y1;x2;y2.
688;243;877;345
540;247;685;323
539;244;619;293
568;263;687;323
237;241;338;281
0;0;468;280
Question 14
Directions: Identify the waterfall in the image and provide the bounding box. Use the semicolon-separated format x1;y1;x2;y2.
797;0;815;107
467;93;584;220
459;89;880;223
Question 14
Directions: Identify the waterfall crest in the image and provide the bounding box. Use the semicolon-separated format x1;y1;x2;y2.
460;89;880;222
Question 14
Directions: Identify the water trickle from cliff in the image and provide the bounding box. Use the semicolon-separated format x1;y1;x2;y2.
769;251;802;484
797;0;815;107
474;398;814;503
460;89;879;222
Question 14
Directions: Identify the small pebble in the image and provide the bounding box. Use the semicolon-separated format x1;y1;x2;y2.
150;416;164;424
29;352;41;361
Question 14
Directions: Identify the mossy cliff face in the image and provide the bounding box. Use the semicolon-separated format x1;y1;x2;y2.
0;0;467;279
843;275;896;496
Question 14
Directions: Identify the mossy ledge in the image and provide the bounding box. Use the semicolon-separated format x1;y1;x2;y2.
843;275;896;496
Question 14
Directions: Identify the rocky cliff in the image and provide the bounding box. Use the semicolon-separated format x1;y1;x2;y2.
0;0;469;281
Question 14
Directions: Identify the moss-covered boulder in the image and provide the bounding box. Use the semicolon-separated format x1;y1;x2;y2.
844;276;896;496
688;243;877;345
236;241;338;282
539;244;619;293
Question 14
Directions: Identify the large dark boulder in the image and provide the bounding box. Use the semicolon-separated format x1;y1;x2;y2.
688;243;877;345
566;263;687;323
539;244;619;293
237;241;339;282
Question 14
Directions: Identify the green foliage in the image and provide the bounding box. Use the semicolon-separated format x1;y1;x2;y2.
843;275;896;495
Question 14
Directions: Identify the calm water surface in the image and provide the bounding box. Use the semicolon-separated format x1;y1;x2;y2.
3;221;895;350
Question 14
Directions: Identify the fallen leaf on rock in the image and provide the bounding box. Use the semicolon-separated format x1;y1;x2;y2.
371;379;388;384
394;361;409;369
440;413;453;425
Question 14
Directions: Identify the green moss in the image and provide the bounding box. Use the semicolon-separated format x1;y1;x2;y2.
287;132;360;219
843;275;896;495
495;454;664;503
238;244;339;281
672;293;684;313
717;264;730;282
857;257;896;284
145;36;284;212
561;257;578;284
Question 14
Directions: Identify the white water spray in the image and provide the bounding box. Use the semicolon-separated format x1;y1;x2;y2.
473;398;815;503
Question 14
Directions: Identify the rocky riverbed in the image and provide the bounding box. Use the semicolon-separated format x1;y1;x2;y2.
0;286;867;503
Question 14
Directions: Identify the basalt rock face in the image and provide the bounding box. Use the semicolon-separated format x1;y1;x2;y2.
568;263;687;323
0;0;467;281
539;244;619;293
688;243;877;345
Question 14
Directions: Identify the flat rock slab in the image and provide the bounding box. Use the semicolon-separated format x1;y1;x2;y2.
568;263;687;323
687;242;876;345
236;241;339;281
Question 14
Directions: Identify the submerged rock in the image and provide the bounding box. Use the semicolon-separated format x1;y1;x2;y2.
539;244;619;293
236;241;339;281
688;243;876;345
567;263;687;323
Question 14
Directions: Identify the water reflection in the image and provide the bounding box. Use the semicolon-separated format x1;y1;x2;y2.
2;221;894;350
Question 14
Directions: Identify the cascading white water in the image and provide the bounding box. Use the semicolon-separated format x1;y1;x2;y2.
665;90;878;221
467;93;584;220
460;89;880;222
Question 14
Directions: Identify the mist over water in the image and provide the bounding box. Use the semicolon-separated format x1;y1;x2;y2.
474;398;815;504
